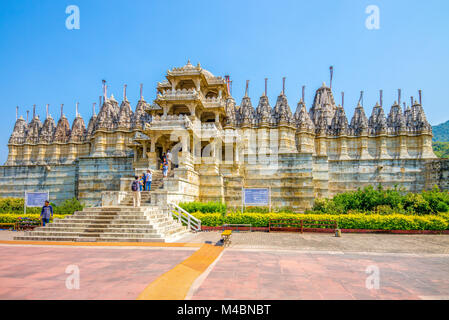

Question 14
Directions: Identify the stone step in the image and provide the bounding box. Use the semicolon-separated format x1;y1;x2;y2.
34;226;109;232
99;233;163;239
14;236;80;241
104;228;160;234
27;231;103;237
97;238;165;243
14;201;190;243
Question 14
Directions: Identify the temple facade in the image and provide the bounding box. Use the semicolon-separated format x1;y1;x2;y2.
1;61;447;210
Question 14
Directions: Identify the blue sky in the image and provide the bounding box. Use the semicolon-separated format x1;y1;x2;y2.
0;0;448;163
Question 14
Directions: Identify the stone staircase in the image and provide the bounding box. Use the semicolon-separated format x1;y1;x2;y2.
14;205;189;243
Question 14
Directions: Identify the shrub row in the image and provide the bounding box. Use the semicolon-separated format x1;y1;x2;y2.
0;214;68;224
0;198;83;215
313;185;449;215
179;201;227;215
192;212;449;230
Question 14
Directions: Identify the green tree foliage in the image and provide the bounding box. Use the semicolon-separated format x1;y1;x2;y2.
433;141;449;158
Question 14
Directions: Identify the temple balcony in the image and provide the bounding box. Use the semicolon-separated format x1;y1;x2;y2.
156;88;200;102
145;114;194;132
201;96;226;109
190;122;222;139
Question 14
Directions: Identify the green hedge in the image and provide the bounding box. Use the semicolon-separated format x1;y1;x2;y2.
192;212;449;230
0;214;68;224
312;185;449;215
0;197;83;215
179;201;227;215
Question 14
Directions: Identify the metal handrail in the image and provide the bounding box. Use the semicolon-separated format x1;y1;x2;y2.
168;202;202;232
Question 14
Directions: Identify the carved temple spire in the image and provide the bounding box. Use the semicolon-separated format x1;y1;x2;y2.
237;95;255;127
272;92;293;126
368;102;387;135
95;96;119;131
9;115;28;144
117;96;134;130
25;107;42;144
70;103;86;142
86;103;98;139
294;99;315;133
309;82;337;127
387;101;406;134
411;100;432;134
133;96;150;130
330;105;349;136
255;94;272;126
53;111;71;143
40;106;56;143
349;103;369;136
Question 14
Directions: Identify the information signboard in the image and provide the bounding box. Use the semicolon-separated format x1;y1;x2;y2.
24;191;49;214
244;188;270;205
242;187;271;213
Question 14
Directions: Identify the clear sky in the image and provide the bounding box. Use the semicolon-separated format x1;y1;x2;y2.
0;0;448;163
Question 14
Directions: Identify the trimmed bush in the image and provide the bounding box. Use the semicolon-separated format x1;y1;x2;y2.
0;197;83;215
192;212;449;230
179;201;227;215
0;214;68;224
312;185;449;215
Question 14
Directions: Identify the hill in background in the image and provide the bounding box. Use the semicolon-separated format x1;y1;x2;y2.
433;120;449;142
432;120;449;158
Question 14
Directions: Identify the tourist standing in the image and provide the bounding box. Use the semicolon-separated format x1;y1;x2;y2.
131;176;141;207
142;171;147;191
161;152;167;169
40;200;53;227
139;174;145;191
166;149;172;174
162;161;168;178
145;170;152;191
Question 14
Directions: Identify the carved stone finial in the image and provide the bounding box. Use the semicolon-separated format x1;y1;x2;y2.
264;78;268;96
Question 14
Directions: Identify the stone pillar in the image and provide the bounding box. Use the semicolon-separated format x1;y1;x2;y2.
50;144;60;164
360;135;370;159
378;135;389;159
67;143;77;163
142;143;147;159
399;134;408;158
339;137;350;160
421;135;436;159
36;144;46;164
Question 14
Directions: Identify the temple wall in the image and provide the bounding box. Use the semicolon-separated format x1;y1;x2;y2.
0;164;77;204
77;156;134;207
221;153;315;211
424;159;449;191
328;159;429;196
0;156;134;207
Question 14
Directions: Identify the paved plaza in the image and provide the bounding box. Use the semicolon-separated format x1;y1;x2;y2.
1;230;449;300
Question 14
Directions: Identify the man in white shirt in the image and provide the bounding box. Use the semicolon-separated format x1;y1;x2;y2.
145;170;152;191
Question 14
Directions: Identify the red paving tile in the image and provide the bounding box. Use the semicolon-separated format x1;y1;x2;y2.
0;245;194;300
190;250;449;300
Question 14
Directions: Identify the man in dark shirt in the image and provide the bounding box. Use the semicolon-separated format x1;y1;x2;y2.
40;200;53;227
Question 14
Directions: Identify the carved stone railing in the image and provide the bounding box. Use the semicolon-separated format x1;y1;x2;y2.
202;96;226;109
156;88;200;101
148;114;193;131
